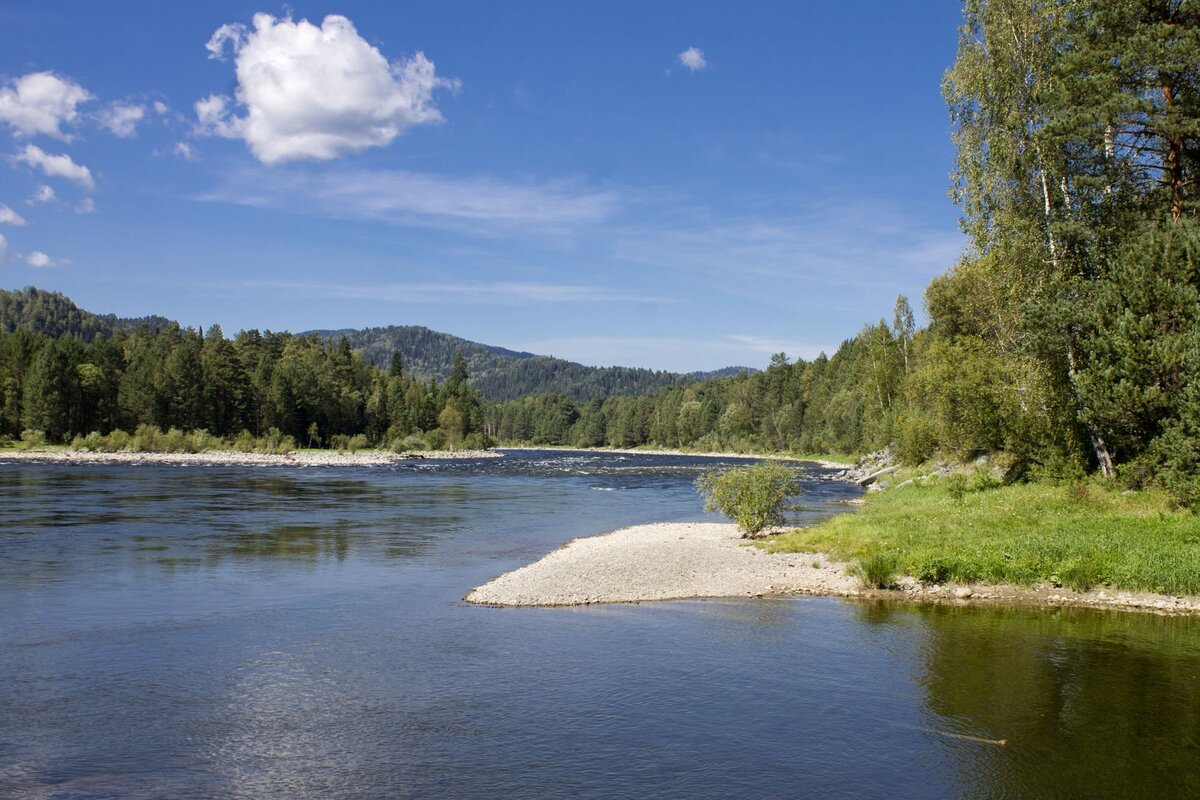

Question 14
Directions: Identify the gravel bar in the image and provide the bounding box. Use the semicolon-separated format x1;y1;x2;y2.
464;522;858;606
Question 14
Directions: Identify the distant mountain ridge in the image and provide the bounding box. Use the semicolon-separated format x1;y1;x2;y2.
0;286;756;402
304;325;753;401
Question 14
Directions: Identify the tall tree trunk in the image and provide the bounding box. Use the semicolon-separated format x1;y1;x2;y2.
1164;83;1184;222
1064;335;1115;477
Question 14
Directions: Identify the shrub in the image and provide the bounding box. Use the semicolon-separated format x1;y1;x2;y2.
129;424;163;452
19;429;46;449
232;430;256;452
895;412;938;466
347;434;370;453
851;552;898;589
945;474;969;503
463;432;494;451
914;556;953;585
695;461;802;537
392;434;428;454
424;429;448;451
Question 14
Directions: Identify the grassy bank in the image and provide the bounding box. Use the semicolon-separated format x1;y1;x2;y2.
764;480;1200;596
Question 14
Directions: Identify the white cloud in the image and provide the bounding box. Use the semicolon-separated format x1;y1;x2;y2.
197;13;459;164
0;234;7;261
0;71;93;138
28;185;55;205
0;203;26;225
679;47;708;72
75;197;95;214
153;100;169;115
26;250;54;268
98;101;146;137
203;167;620;232
174;141;197;160
194;94;242;139
13;144;95;189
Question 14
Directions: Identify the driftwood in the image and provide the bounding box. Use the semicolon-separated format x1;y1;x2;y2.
856;465;899;487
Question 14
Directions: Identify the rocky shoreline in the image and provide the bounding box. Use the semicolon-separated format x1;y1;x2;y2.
0;448;500;467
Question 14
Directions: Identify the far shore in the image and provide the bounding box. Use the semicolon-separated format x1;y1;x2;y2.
499;445;856;469
0;447;500;467
466;521;1200;616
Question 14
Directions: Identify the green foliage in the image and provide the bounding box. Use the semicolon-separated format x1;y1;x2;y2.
913;556;953;586
695;462;802;536
391;434;427;454
18;428;45;449
851;552;898;590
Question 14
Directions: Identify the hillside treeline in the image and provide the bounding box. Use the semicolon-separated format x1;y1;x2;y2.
0;325;489;450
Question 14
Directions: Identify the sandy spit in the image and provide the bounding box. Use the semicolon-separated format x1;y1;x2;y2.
0;448;500;467
466;520;1200;615
465;522;859;606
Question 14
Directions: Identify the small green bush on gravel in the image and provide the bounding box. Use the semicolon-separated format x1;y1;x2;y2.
696;462;803;537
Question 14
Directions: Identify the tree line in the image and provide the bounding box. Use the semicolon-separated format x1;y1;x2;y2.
0;324;489;451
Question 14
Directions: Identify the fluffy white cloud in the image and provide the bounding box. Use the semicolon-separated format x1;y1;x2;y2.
0;234;7;261
0;71;94;138
197;13;459;164
679;47;708;72
174;141;197;160
13;144;95;189
76;197;96;214
28;185;55;204
0;203;26;225
98;101;146;137
153;100;169;115
26;250;54;268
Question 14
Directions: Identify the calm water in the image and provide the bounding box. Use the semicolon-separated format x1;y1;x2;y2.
1;450;1197;799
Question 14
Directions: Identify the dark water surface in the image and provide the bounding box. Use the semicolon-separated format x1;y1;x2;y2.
1;450;1197;799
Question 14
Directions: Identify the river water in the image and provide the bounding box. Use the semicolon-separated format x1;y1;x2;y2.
1;449;1197;799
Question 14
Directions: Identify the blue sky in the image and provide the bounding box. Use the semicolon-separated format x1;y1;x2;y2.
0;1;964;371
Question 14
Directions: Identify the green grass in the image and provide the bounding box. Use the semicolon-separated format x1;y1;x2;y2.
763;480;1200;596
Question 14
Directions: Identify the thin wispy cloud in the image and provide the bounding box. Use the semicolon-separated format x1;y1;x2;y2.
612;200;963;289
229;279;673;305
202;167;621;232
96;101;146;138
725;334;828;361
0;203;26;226
508;334;829;370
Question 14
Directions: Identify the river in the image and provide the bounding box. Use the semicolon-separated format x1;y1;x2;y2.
1;449;1196;799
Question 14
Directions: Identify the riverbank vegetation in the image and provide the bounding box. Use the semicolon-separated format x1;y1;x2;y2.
765;478;1200;597
3;2;1199;513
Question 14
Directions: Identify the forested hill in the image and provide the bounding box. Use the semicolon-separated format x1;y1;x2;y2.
305;325;751;401
0;287;171;341
1;287;754;402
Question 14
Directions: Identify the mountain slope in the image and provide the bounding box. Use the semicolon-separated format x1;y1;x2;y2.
1;286;755;401
0;286;171;341
304;326;754;401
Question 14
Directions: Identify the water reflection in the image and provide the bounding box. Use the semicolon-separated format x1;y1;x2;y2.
859;602;1200;798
